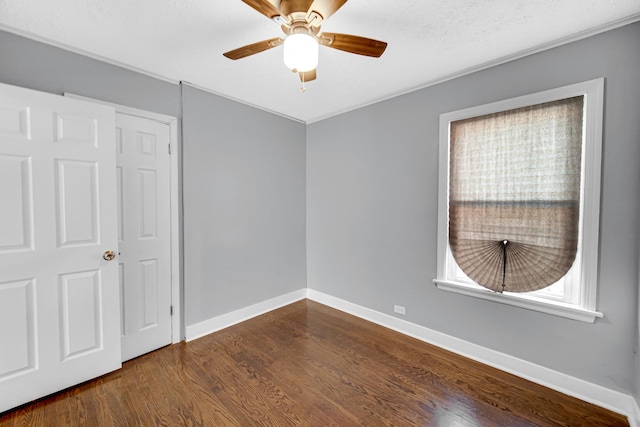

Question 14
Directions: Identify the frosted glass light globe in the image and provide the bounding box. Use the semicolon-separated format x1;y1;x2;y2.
283;34;318;72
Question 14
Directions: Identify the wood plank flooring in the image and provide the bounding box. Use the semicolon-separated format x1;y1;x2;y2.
0;300;629;426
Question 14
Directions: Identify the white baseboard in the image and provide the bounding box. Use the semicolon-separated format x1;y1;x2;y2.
185;288;307;342
182;287;639;424
306;288;639;426
630;403;640;427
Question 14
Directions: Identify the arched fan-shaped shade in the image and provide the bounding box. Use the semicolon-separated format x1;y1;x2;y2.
449;202;579;292
449;96;584;293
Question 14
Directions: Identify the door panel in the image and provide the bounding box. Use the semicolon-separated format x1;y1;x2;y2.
139;259;159;328
0;105;30;139
0;82;120;413
53;113;97;146
116;165;125;242
0;279;36;378
55;159;99;246
138;168;158;238
0;155;33;252
117;113;172;362
59;269;102;358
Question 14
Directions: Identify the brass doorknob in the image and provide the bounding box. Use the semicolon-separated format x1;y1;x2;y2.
103;250;116;261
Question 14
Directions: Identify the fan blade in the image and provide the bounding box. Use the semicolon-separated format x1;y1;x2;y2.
319;32;387;57
223;38;283;60
308;0;348;24
241;0;281;20
299;69;317;82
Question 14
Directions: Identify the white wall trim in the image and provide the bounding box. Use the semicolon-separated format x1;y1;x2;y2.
434;280;603;323
63;93;183;344
0;23;179;86
179;81;306;124
185;289;307;342
306;288;639;425
630;402;640;427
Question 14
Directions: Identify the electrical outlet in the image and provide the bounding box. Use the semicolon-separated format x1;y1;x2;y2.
394;305;406;315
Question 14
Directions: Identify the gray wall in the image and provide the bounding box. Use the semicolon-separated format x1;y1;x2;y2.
181;84;307;326
307;22;640;395
0;31;180;117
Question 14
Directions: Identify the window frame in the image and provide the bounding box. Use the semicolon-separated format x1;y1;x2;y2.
434;79;605;323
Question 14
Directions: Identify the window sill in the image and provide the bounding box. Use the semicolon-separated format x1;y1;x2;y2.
433;279;603;323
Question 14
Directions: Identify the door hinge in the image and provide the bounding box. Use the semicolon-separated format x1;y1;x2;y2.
170;305;173;316
168;143;171;155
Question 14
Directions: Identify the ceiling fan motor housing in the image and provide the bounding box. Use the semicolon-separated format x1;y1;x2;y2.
285;20;320;37
224;0;387;83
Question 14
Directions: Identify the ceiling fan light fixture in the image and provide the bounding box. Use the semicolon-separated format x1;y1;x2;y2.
283;34;318;72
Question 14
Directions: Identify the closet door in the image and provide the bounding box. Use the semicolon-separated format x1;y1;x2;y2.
0;82;121;412
117;113;172;362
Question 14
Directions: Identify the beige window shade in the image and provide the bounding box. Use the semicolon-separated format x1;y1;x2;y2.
449;96;584;293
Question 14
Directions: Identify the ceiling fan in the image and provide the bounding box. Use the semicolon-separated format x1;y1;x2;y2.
223;0;388;85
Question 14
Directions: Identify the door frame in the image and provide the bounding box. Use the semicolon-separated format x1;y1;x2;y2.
64;93;183;344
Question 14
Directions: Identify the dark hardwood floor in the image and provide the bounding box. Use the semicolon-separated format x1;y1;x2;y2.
0;300;629;426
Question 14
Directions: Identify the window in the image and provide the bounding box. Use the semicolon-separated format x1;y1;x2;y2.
434;79;604;323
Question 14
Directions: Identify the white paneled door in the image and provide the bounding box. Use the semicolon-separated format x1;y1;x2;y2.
116;113;172;362
0;83;121;412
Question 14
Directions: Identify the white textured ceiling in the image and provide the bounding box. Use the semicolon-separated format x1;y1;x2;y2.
1;1;639;123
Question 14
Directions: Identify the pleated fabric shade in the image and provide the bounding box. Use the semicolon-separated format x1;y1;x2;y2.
449;96;584;293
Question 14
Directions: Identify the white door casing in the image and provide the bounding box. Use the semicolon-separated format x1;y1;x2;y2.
0;82;121;412
116;113;172;361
